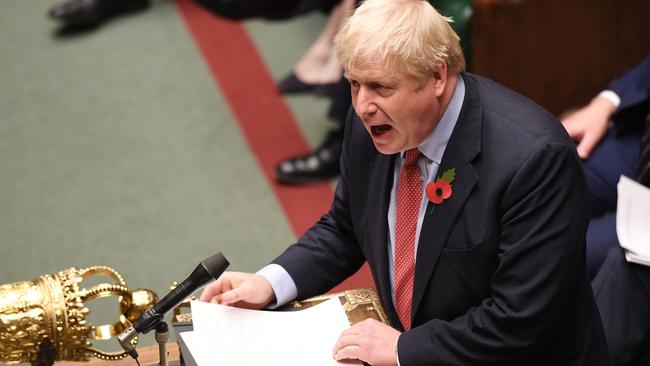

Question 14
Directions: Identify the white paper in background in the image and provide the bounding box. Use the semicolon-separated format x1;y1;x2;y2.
617;175;650;264
189;297;361;366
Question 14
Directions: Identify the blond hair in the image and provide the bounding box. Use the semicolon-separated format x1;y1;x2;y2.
335;0;465;81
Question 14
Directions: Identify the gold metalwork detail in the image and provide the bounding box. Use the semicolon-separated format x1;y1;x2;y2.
0;267;158;364
286;288;389;325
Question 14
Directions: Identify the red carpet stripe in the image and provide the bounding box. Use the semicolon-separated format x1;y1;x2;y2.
175;0;371;292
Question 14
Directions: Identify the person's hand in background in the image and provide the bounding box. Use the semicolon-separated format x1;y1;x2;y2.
562;95;617;160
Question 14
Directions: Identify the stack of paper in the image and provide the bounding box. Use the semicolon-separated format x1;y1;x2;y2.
179;297;361;366
617;175;650;265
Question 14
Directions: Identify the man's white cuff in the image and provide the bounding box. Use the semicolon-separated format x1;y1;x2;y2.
256;264;298;309
598;90;621;109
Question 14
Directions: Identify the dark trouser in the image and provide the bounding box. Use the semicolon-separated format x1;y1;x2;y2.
593;247;650;366
327;77;351;127
193;0;340;20
586;128;647;365
583;129;640;278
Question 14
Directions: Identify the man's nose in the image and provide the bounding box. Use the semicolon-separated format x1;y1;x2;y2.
354;87;377;117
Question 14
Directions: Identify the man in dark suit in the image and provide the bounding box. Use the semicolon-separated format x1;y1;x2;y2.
562;54;650;366
562;54;650;279
201;0;609;364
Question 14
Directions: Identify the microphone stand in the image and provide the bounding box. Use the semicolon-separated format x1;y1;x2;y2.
154;322;169;366
117;252;229;364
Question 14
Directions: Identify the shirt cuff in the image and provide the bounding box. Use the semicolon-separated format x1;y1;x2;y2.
256;264;298;309
598;90;621;109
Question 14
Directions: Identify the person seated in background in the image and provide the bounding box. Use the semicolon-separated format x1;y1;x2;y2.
46;0;352;184
201;0;609;364
273;0;354;185
276;0;355;95
47;0;341;30
562;54;650;366
561;53;650;279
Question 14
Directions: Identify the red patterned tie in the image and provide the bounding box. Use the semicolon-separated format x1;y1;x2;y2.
394;148;421;330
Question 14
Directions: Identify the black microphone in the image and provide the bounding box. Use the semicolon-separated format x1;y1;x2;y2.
117;252;229;358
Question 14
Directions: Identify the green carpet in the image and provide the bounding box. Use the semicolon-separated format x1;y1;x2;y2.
1;0;333;359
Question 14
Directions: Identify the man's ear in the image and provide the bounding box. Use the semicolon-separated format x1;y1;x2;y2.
431;63;448;97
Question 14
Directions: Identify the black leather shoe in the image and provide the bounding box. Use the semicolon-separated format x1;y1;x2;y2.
275;129;343;184
49;0;150;28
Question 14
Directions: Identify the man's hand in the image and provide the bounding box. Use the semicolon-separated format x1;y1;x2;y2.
332;318;400;366
199;271;275;310
561;95;616;160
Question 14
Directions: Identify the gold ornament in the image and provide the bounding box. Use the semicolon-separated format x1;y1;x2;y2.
0;266;158;364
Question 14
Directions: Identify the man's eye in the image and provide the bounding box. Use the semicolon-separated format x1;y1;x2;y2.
350;80;360;88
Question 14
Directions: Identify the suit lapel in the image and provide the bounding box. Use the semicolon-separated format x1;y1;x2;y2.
411;74;482;320
366;151;401;326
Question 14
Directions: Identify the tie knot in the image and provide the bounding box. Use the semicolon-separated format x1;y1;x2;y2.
404;148;420;167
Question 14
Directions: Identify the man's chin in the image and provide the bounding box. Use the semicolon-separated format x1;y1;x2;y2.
371;141;400;155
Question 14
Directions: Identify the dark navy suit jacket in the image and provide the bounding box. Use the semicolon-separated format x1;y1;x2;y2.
590;54;650;366
611;53;650;135
274;73;609;365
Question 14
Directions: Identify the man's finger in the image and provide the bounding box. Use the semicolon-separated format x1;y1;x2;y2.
333;344;362;361
219;288;243;305
333;332;359;355
576;132;601;160
199;277;235;302
199;280;223;301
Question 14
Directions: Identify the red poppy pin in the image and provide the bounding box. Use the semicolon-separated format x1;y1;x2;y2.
426;168;455;208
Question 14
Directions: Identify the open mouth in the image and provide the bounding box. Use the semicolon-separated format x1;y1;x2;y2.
371;124;392;136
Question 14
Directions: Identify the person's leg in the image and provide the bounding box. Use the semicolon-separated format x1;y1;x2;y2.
292;0;353;84
582;129;640;277
582;129;640;218
592;247;650;366
49;0;150;29
586;212;618;279
278;0;354;94
275;78;350;184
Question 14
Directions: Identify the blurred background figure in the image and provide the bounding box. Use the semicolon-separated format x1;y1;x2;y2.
47;0;342;30
276;0;354;94
274;0;355;184
563;53;650;366
49;0;150;29
562;54;650;279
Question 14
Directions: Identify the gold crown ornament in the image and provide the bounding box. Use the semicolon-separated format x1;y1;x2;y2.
0;266;158;364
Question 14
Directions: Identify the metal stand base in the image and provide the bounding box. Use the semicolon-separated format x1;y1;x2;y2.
155;322;170;366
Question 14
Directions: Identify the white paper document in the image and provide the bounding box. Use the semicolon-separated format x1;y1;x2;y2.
186;297;361;366
617;175;650;265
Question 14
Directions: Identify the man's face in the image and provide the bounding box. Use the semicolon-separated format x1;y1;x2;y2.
346;63;445;155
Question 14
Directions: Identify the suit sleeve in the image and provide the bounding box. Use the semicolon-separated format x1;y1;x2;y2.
399;142;591;365
609;54;650;134
272;112;366;299
609;54;650;109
